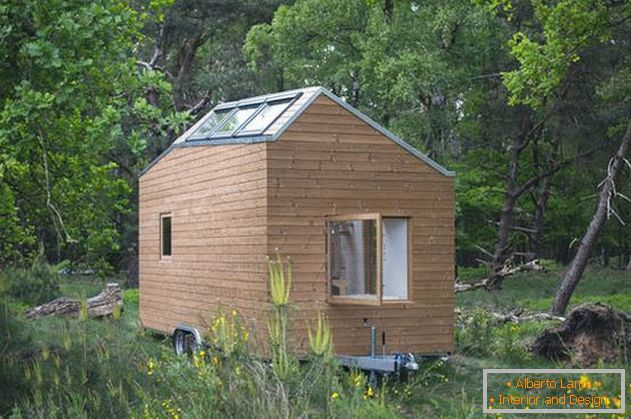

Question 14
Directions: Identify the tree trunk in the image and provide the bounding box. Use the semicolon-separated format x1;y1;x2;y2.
529;174;552;258
126;246;138;288
173;24;206;109
24;283;123;320
489;114;533;287
550;121;631;315
528;131;559;259
626;256;631;271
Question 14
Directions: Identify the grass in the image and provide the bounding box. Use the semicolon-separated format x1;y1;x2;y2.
457;265;631;312
3;265;630;418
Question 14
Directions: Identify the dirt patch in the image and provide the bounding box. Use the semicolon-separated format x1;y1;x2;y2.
531;303;630;365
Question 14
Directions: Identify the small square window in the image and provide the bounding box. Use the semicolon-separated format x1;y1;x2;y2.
161;214;172;258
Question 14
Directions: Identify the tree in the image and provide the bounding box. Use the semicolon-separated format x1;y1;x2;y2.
551;122;631;314
245;0;370;106
485;0;631;312
137;0;286;111
0;0;182;270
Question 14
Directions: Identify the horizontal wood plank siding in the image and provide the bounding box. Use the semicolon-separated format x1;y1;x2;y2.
267;95;454;356
139;92;454;358
139;144;268;337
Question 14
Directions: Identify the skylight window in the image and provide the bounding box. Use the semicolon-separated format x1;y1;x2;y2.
211;105;260;138
185;92;301;142
236;99;293;136
188;109;233;140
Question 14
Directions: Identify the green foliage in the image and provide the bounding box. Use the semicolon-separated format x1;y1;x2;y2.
456;308;536;362
0;0;184;270
0;299;32;414
3;262;628;418
500;0;618;108
455;308;495;357
0;183;36;266
2;259;60;306
3;292;158;418
245;0;369;99
208;308;250;358
454;149;506;262
122;288;139;306
456;265;488;282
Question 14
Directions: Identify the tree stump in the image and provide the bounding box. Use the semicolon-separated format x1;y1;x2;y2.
531;303;631;365
24;283;123;320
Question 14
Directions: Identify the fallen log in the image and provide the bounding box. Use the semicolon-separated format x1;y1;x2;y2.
492;310;564;324
454;259;544;293
24;283;123;320
455;307;564;328
532;303;631;365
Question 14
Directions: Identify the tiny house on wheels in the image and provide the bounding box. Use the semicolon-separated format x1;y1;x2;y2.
139;87;455;371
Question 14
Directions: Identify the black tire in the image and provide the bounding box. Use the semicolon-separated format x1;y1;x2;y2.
173;329;198;356
173;329;186;355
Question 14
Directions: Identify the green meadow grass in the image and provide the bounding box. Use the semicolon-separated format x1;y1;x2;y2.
4;266;630;418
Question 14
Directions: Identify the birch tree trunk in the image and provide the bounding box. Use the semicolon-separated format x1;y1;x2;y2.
550;121;631;315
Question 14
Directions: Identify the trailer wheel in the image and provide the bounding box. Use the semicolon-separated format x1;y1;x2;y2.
173;329;197;356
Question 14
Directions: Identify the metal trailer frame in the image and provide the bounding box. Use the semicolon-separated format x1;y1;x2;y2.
171;324;442;376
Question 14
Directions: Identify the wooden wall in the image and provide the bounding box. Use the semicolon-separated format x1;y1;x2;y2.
138;143;269;339
267;95;455;356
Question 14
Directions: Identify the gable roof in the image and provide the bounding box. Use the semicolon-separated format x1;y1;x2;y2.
140;87;454;177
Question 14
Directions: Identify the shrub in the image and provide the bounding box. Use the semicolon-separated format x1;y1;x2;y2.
456;265;488;282
122;288;139;306
0;298;32;415
2;259;60;306
455;308;494;356
491;323;532;362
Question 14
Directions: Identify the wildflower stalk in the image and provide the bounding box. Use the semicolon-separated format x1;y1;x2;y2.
307;311;334;415
307;311;332;357
267;253;293;381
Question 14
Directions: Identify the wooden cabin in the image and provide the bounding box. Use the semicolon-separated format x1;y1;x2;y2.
139;87;455;356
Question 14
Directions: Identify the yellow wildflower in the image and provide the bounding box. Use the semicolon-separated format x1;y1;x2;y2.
147;359;156;376
579;375;592;387
331;392;340;399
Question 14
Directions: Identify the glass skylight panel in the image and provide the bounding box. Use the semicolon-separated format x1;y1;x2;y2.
237;99;293;135
211;105;260;137
188;109;232;140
